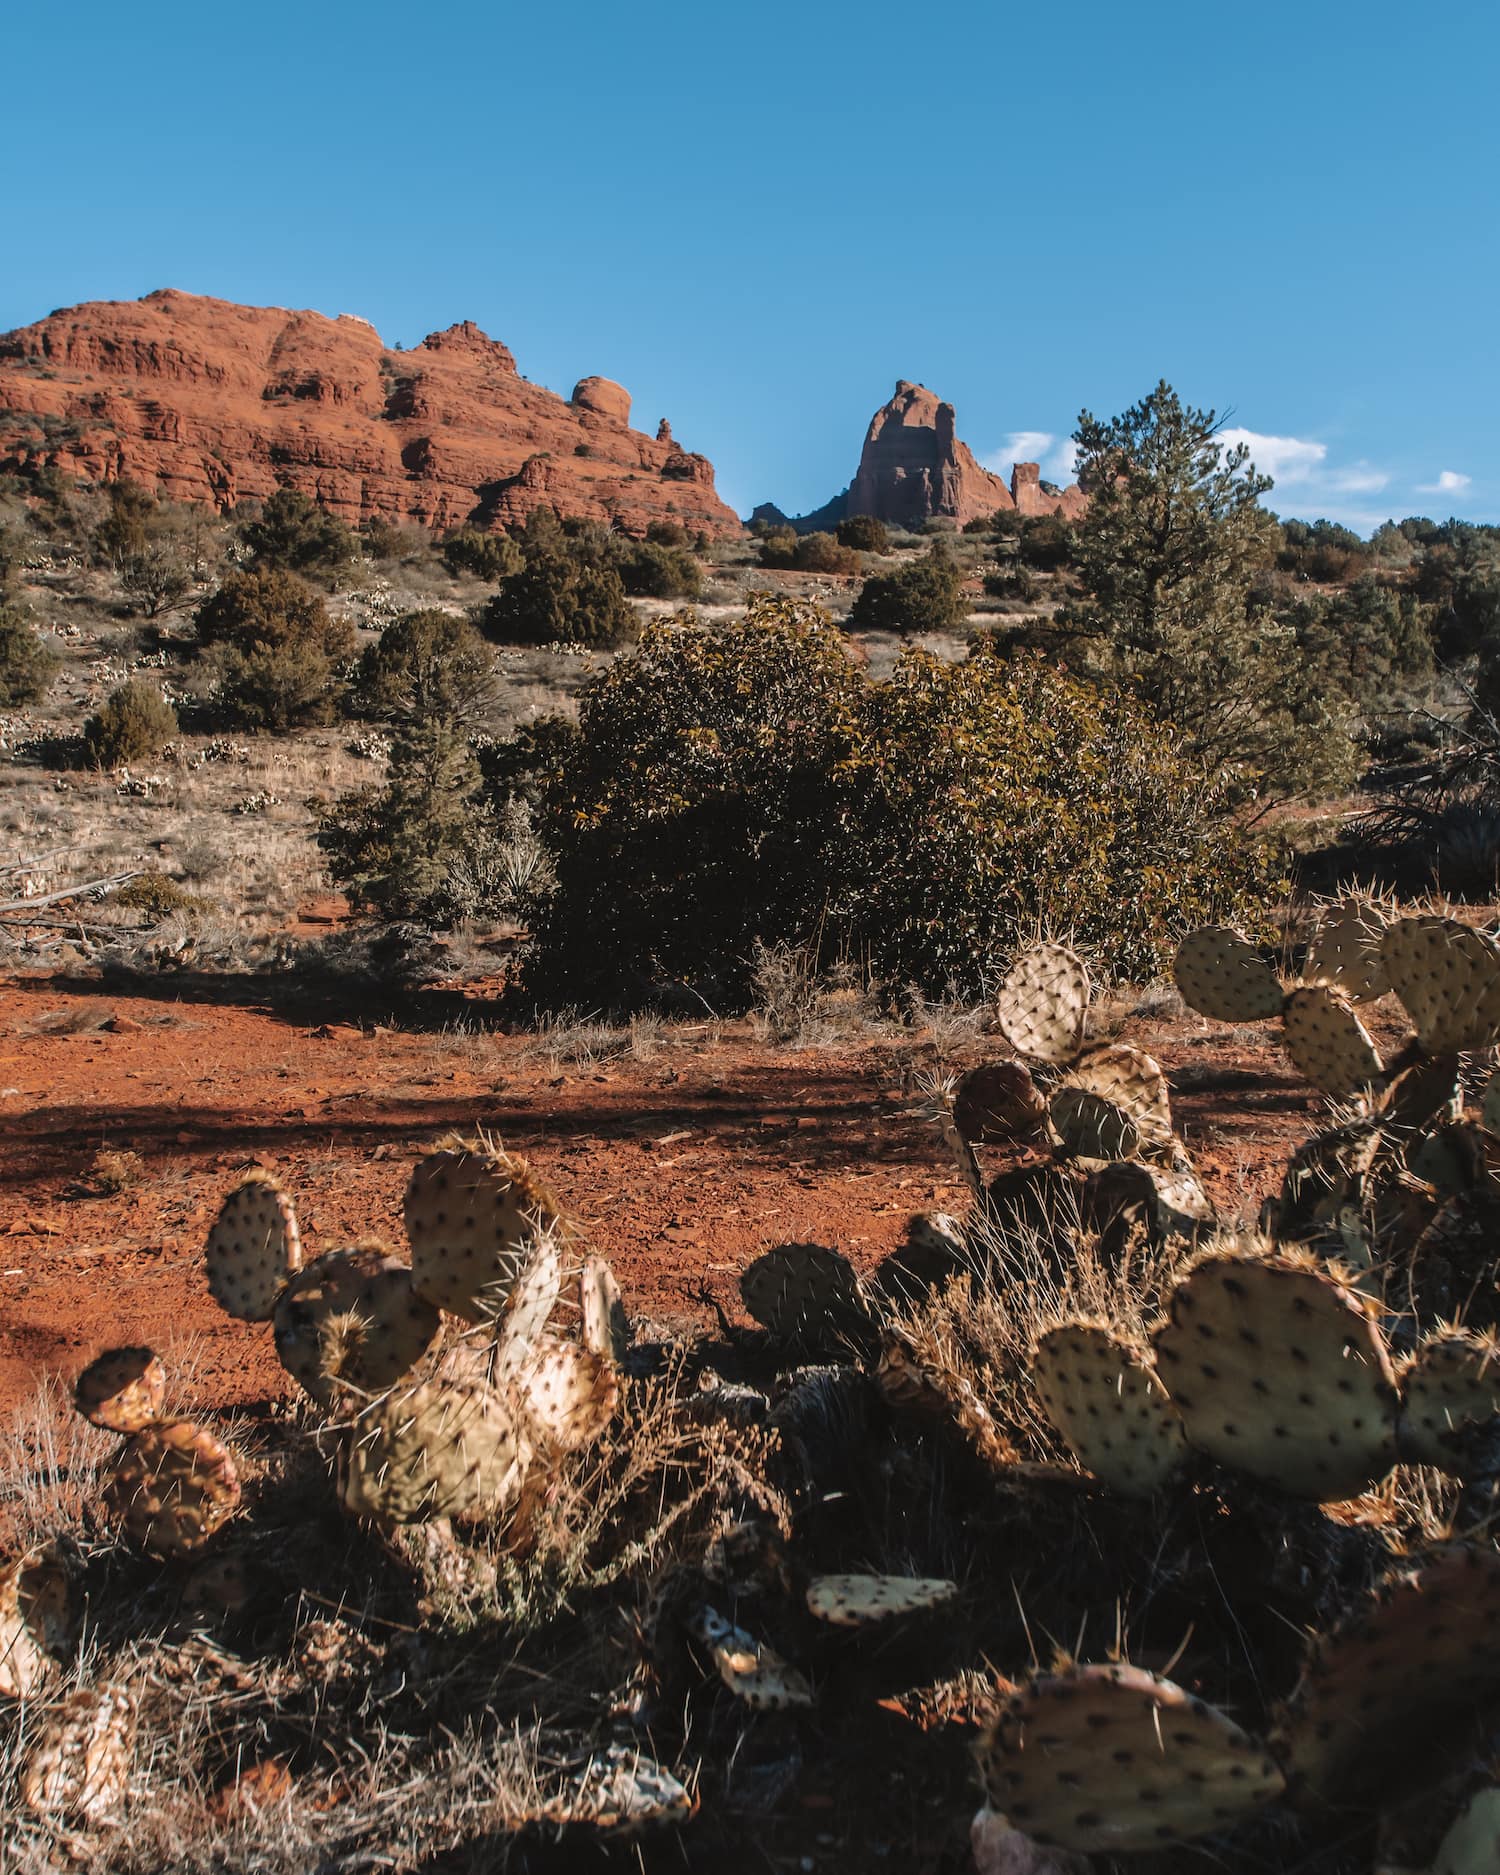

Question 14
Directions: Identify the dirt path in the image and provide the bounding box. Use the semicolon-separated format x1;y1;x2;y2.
0;973;1349;1416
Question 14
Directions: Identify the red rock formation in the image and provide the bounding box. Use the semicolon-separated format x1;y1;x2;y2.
787;380;1085;531
0;289;741;539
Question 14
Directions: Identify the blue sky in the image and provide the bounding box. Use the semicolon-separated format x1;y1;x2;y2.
4;1;1496;531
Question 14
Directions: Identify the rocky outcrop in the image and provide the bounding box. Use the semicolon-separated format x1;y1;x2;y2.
780;380;1085;531
0;289;741;538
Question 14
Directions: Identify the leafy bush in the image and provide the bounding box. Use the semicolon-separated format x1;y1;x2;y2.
92;478;159;568
111;872;206;918
793;532;862;574
479;548;636;649
0;602;58;705
362;514;427;564
195;568;356;730
241;488;360;584
613;540;703;600
646;520;690;548
119;540;192;616
836;515;890;554
757;526;800;568
352;609;498;727
502;596;1278;1007
848;542;968;634
1017;514;1076;570
441;527;524;582
85;679;177;767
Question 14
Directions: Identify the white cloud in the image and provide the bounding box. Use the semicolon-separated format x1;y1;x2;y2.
1417;469;1472;494
981;431;1080;484
1217;428;1326;485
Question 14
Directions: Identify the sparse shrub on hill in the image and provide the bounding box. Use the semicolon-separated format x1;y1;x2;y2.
352;608;498;728
1275;517;1372;583
84;678;177;768
848;540;968;634
760;529;860;575
91;477;159;568
836;515;890;554
361;513;428;564
0;601;58;705
1017;513;1075;570
499;595;1278;1007
240;487;360;584
441;526;524;582
479;546;637;649
613;539;703;600
646;519;690;548
195;567;356;730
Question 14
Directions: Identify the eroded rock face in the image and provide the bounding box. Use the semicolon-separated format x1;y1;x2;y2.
0;289;740;538
784;380;1086;530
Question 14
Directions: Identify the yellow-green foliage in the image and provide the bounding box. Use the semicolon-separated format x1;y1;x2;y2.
508;596;1282;1004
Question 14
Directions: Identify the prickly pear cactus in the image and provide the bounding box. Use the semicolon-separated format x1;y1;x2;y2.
687;1604;813;1709
339;1367;528;1525
975;1662;1285;1853
205;1172;302;1322
1048;1087;1143;1164
804;1573;957;1627
1381;913;1500;1055
739;1242;874;1350
580;1255;629;1364
1397;1326;1500;1471
1281;984;1383;1097
74;1346;165;1432
492;1229;565;1380
1033;1322;1187;1498
1173;926;1285;1023
1306;894;1391;1004
0;1544;78;1699
405;1138;570;1324
952;1061;1049;1145
1081;1161;1213;1259
107;1418;241;1558
995;943;1090;1065
20;1684;136;1821
516;1339;619;1453
1062;1045;1173;1153
273;1244;441;1407
1152;1246;1399;1498
1270;1546;1500;1808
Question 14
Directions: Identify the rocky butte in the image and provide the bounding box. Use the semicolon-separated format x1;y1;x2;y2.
0;289;742;538
758;380;1087;532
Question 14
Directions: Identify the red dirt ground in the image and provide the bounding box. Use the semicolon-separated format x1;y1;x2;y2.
0;972;1367;1417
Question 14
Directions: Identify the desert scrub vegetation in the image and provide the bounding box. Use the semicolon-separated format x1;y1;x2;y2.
0;599;58;705
194;568;357;730
494;594;1281;1009
11;918;1500;1870
83;678;178;768
848;538;968;634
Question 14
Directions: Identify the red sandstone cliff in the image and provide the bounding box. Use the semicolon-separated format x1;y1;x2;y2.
0;290;742;538
780;380;1086;531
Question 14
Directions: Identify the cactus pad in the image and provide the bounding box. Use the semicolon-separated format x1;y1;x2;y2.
739;1242;873;1348
995;943;1090;1064
74;1346;165;1432
1398;1327;1500;1471
1270;1546;1500;1807
107;1418;241;1557
20;1685;135;1821
517;1339;619;1453
580;1255;629;1363
1281;984;1384;1096
689;1604;813;1709
1174;926;1284;1022
405;1140;570;1324
952;1061;1048;1145
540;1747;696;1835
1152;1250;1398;1498
805;1573;958;1627
975;1662;1285;1852
0;1544;77;1699
1063;1045;1173;1153
1082;1162;1213;1258
1049;1087;1144;1164
492;1229;565;1379
273;1245;441;1406
205;1172;301;1322
1382;1054;1465;1134
339;1369;528;1524
1034;1323;1187;1497
1306;895;1391;1004
1381;914;1500;1055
